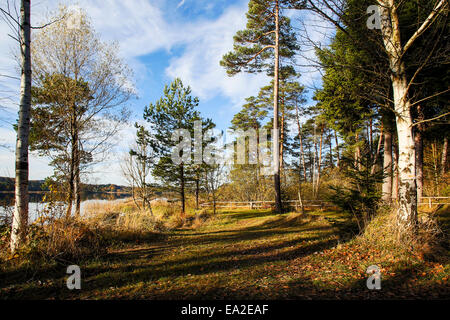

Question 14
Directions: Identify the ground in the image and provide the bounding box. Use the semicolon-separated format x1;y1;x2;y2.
1;209;449;299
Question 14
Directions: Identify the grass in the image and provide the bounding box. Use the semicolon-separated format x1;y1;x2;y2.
0;205;449;300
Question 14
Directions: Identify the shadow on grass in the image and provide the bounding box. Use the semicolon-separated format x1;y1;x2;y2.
1;209;360;299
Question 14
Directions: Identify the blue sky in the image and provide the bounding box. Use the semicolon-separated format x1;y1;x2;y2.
0;0;329;185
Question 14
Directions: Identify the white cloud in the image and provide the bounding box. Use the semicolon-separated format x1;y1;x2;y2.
0;0;329;184
165;3;269;107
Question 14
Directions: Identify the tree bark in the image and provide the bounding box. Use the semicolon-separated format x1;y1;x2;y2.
256;126;260;200
354;133;361;171
369;119;373;155
74;169;81;216
390;61;417;229
328;133;333;168
414;127;424;200
334;130;340;169
379;1;418;230
280;106;285;171
315;124;324;198
74;130;81;216
295;104;307;181
66;158;74;217
11;0;31;252
382;128;393;203
393;140;399;203
442;136;448;175
273;0;282;213
298;184;305;215
66;110;77;217
180;163;185;218
312;125;318;197
195;177;199;210
371;125;383;175
432;140;439;194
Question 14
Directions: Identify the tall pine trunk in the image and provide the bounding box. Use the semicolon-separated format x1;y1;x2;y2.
66;112;77;217
382;128;393;203
180;163;185;218
371;125;383;175
414;127;423;200
431;140;439;194
195;177;199;210
11;0;31;252
66;159;74;217
273;0;282;213
296;105;307;181
74;129;81;216
442;137;448;175
312;125;318;197
354;133;361;171
328;135;333;168
256;126;260;200
334;130;340;169
280;106;285;171
393;140;399;202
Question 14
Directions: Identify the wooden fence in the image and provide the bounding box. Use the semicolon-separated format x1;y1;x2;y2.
200;200;335;210
200;197;450;210
418;197;450;208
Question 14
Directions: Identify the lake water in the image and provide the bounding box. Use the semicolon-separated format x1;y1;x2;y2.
0;192;131;223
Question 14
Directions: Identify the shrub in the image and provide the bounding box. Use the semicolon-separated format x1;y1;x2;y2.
359;208;445;261
328;144;384;232
0;217;106;265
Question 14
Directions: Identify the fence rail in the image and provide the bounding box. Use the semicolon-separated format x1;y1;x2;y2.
418;197;450;208
200;200;336;210
200;197;450;210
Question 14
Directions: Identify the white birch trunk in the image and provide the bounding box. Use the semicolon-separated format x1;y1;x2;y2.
382;128;393;202
379;1;418;230
441;137;448;175
11;0;32;252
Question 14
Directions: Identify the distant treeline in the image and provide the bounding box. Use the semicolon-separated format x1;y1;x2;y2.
0;177;131;193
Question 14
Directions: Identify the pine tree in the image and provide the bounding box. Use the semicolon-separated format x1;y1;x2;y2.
143;78;214;217
220;0;300;212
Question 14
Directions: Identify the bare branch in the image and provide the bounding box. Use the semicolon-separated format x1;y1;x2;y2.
412;112;450;127
403;0;448;54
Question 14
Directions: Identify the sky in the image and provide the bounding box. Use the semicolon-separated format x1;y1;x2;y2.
0;0;330;185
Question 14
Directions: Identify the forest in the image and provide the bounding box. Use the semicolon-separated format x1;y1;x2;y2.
0;0;449;304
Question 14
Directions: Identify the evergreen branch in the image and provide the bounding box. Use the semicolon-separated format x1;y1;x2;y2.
246;45;275;64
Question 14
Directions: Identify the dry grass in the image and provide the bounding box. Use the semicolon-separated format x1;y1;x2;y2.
358;208;446;262
82;197;215;236
0;198;173;267
0;217;106;267
1;207;449;299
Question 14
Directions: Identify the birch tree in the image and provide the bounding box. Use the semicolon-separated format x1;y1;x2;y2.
1;0;32;251
300;0;449;233
30;6;133;216
375;0;448;230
